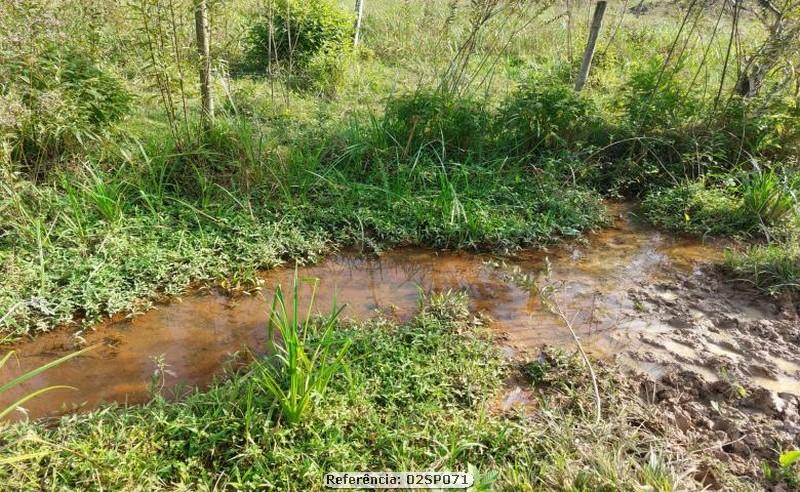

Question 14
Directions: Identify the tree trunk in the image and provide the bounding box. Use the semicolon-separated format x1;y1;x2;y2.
575;1;607;91
195;0;214;127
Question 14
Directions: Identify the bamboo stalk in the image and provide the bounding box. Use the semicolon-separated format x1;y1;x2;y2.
195;0;214;127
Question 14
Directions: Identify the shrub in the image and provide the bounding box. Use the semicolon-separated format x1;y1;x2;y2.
712;96;800;163
740;170;798;229
495;80;608;157
0;47;130;175
244;0;353;92
381;91;490;160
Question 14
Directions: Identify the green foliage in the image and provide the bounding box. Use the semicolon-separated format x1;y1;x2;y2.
0;114;607;340
244;0;353;91
379;82;610;164
642;170;800;291
0;295;719;490
623;60;700;132
0;5;797;487
495;80;608;156
740;170;798;229
1;0;798;329
780;450;800;467
702;97;800;166
642;170;798;238
0;47;130;174
381;91;490;160
762;449;800;488
726;240;800;292
0;294;512;489
256;273;350;424
374;81;614;173
642;181;747;236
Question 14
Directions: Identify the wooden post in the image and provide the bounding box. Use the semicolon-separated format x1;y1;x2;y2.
353;0;365;47
195;0;214;127
575;1;606;92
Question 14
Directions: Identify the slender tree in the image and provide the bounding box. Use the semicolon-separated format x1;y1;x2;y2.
735;1;800;98
195;0;214;127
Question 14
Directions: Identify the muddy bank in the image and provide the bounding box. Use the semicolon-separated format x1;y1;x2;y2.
500;349;800;490
610;267;800;487
1;205;797;429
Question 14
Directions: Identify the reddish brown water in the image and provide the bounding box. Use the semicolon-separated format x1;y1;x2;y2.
0;206;726;420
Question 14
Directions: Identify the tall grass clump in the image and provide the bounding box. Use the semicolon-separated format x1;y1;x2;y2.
255;272;350;424
726;240;800;292
740;170;798;230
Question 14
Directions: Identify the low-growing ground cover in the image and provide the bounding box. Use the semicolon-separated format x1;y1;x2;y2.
0;293;761;491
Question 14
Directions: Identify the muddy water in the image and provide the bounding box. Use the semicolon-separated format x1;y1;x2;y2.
2;205;794;421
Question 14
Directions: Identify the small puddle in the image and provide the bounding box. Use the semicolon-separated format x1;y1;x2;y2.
4;204;794;421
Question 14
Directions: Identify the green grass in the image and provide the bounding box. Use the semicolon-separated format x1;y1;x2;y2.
1;2;799;490
0;292;750;490
0;147;606;341
258;272;350;424
641;172;800;292
0;99;608;341
726;240;800;292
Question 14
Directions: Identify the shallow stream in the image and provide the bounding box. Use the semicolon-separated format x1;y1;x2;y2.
3;205;798;420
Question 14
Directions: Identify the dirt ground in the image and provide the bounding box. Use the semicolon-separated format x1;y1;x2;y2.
627;268;799;488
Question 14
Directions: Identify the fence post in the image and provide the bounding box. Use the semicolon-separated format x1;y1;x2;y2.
353;0;365;47
575;1;607;91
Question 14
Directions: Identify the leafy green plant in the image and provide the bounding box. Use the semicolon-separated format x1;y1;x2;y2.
623;59;700;132
762;449;800;488
381;90;490;160
781;450;800;468
495;80;608;157
244;0;353;91
1;47;130;176
0;294;742;490
714;96;800;162
254;271;351;424
740;170;797;229
642;181;746;236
